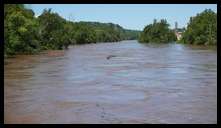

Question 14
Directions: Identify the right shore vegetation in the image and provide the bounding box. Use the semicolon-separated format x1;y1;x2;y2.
139;9;217;45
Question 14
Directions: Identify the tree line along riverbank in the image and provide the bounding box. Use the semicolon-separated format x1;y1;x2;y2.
4;4;140;56
139;9;217;45
4;5;216;57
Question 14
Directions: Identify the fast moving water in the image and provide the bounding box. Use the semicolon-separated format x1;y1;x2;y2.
4;40;217;124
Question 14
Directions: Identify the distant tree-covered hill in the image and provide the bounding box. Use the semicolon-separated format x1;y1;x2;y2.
74;21;140;42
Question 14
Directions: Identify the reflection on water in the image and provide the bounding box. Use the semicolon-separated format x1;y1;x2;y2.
4;40;217;124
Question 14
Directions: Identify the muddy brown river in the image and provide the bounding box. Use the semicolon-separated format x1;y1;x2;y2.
4;40;217;124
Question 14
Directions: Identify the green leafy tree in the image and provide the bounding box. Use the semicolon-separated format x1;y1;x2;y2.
180;9;217;45
138;19;176;43
4;4;40;55
74;25;96;44
38;9;67;50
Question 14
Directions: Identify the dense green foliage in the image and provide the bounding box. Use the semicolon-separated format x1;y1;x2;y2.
38;9;68;50
138;19;176;43
179;9;217;45
4;4;140;56
124;29;141;40
74;22;140;42
4;4;40;55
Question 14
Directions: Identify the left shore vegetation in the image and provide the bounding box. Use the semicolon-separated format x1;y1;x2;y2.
4;4;140;57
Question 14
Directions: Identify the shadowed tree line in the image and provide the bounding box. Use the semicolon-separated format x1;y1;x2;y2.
4;4;140;56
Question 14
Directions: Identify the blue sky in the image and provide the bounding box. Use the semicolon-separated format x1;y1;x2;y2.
28;4;217;31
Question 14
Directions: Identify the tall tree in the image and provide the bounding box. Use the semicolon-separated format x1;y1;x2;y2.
38;9;67;50
139;19;176;43
4;4;40;55
180;9;217;45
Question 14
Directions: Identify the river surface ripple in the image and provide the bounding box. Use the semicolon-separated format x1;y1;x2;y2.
4;40;217;124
